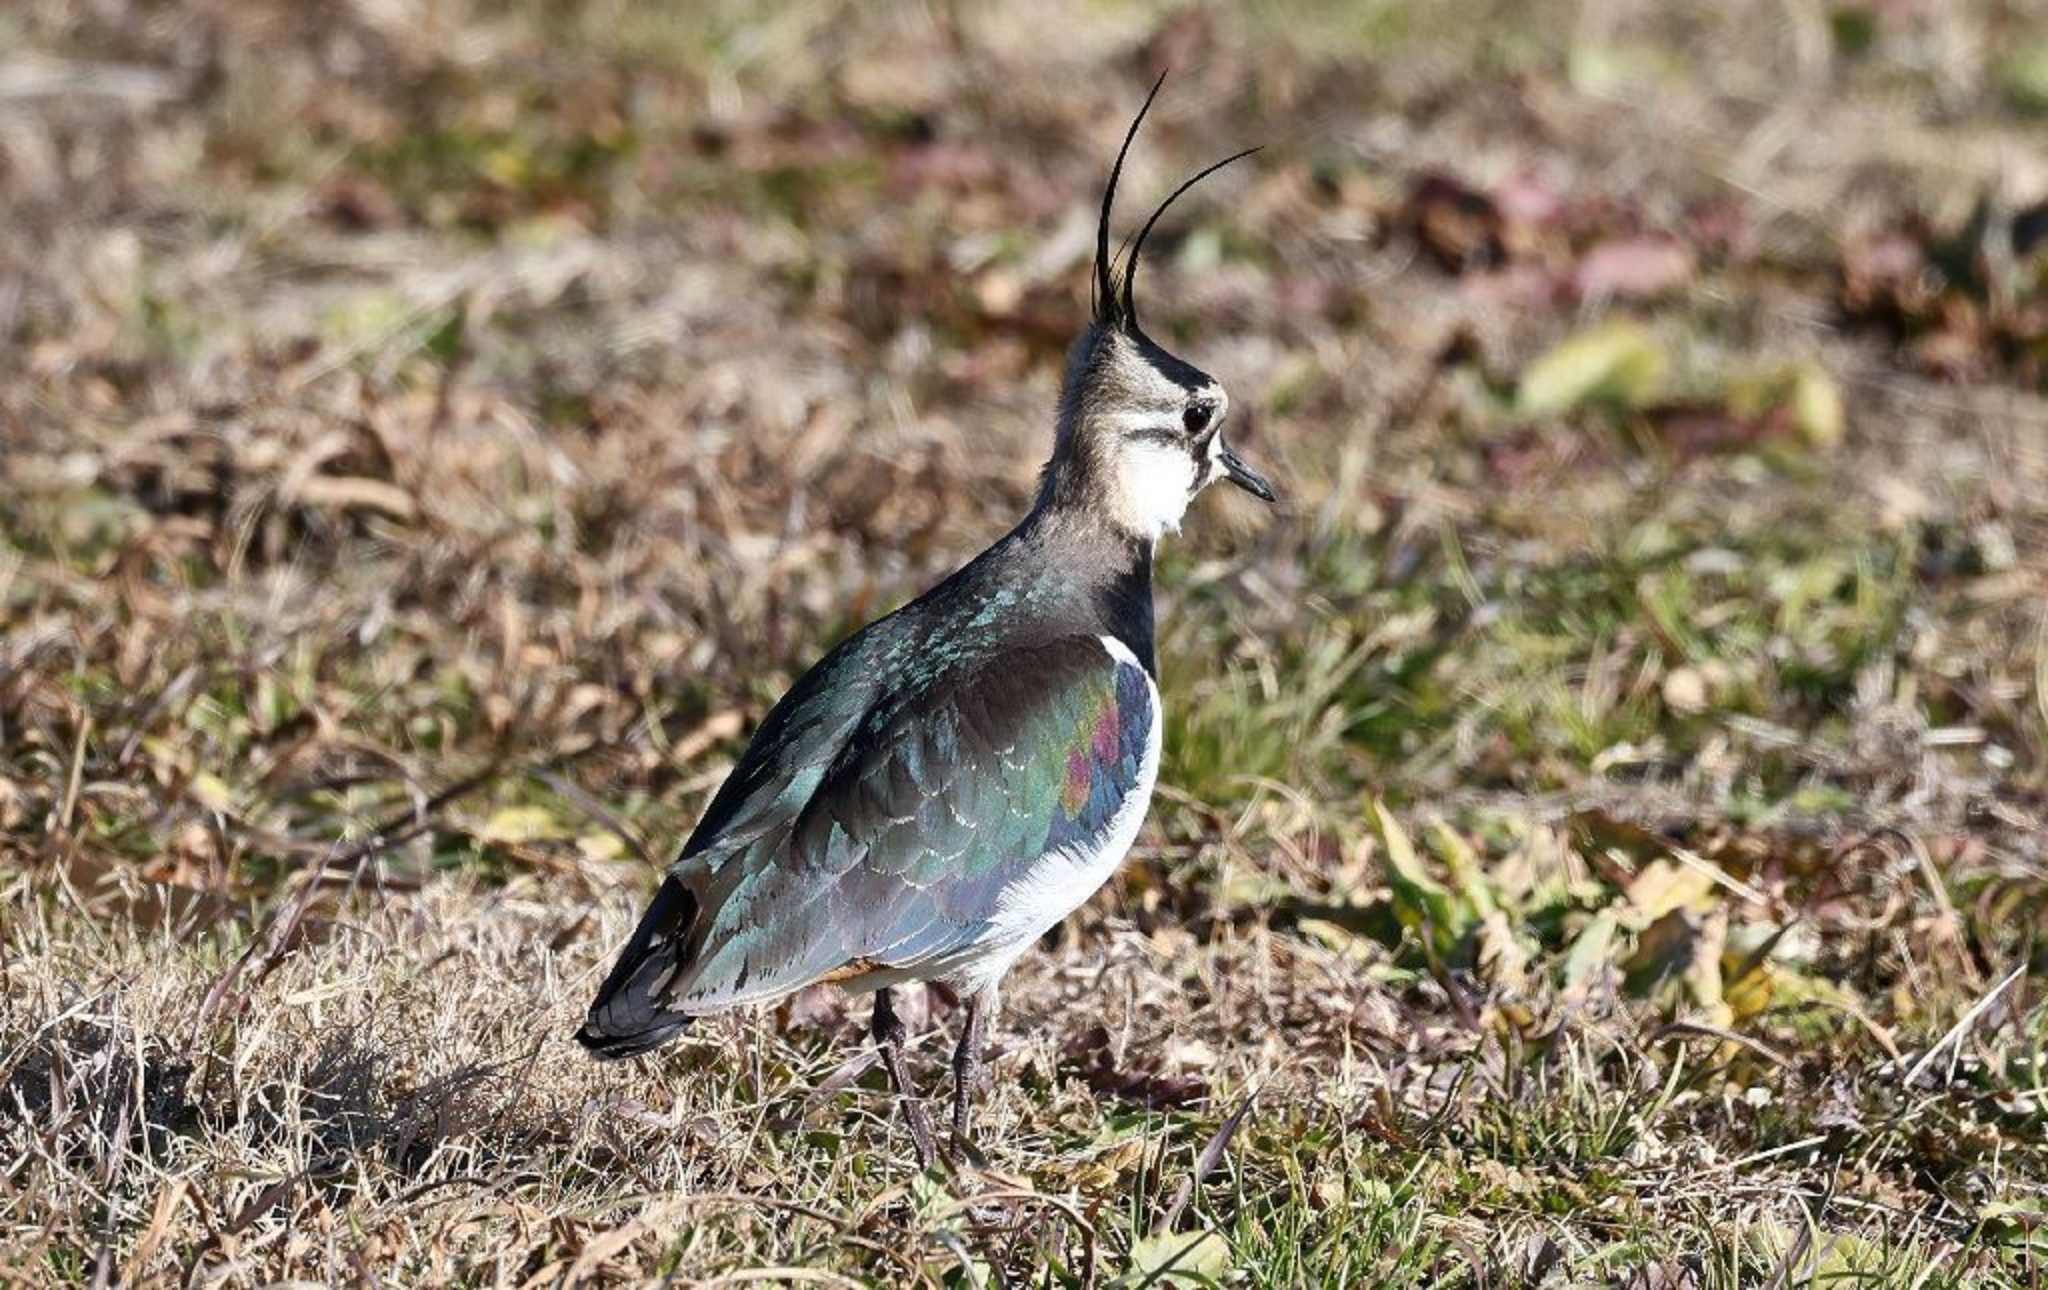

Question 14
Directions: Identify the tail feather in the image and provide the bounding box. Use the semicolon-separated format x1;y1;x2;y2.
576;877;700;1060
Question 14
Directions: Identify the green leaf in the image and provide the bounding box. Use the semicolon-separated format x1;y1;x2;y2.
1562;909;1619;995
1733;361;1845;448
476;804;564;844
1995;40;2048;113
1788;362;1844;446
1119;1230;1231;1287
1427;817;1498;918
1372;800;1469;953
1515;320;1667;419
190;771;237;813
1981;1200;2048;1250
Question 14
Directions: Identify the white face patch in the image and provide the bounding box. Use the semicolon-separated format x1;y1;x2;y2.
1067;332;1232;542
1109;437;1201;539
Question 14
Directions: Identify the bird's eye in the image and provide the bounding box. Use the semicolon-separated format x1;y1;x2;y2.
1183;401;1215;435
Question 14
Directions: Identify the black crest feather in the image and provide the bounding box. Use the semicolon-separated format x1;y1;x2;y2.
1092;75;1258;336
1120;146;1261;332
1095;71;1168;331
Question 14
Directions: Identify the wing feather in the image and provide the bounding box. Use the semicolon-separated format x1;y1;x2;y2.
661;634;1154;1010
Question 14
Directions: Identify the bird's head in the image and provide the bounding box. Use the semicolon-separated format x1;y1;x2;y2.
1039;75;1275;544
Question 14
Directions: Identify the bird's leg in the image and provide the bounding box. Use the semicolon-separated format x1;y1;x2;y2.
950;984;996;1148
870;987;938;1170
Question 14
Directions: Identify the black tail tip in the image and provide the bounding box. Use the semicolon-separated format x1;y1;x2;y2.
574;1013;693;1061
578;877;700;1060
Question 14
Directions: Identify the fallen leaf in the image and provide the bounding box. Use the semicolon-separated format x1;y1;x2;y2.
289;474;417;521
1573;236;1695;300
1626;859;1717;921
1460;263;1564;308
476;805;564;844
1427;817;1498;918
1373;799;1471;955
320;176;401;231
1625;907;1730;1024
190;771;236;813
1841;231;1934;319
1515;321;1668;418
1063;1026;1209;1110
1787;363;1845;446
1562;910;1620;999
1722;362;1845;449
1493;171;1563;229
1687;199;1754;260
1119;1231;1231;1287
1164;1037;1219;1071
779;984;848;1032
1476;910;1531;991
1406;173;1503;272
1618;1260;1703;1290
1661;666;1710;715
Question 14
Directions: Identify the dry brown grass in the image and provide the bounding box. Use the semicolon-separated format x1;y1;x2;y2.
3;0;2047;1284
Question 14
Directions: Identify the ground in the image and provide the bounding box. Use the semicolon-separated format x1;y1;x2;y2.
3;0;2047;1285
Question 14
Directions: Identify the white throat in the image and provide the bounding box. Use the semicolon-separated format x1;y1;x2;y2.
1108;439;1200;540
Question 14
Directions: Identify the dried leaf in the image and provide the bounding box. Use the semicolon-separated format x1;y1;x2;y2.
1573;236;1695;300
1625;908;1730;1023
1723;362;1844;449
1625;859;1716;922
289;474;417;521
189;771;236;813
1619;1260;1703;1290
1153;1090;1258;1235
1661;665;1710;715
1064;1026;1209;1110
1724;953;1776;1021
1476;910;1531;991
1405;173;1503;273
1647;403;1777;458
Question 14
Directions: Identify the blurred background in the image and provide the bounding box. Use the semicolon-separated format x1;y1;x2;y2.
3;0;2046;1284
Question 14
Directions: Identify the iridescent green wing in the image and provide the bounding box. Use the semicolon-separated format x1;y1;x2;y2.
667;634;1154;1008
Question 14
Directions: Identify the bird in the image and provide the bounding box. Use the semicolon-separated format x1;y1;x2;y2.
575;75;1272;1170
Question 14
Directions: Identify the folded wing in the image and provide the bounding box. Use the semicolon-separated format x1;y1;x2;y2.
654;633;1156;1011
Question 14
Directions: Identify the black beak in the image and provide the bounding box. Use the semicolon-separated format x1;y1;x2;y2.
1219;442;1276;502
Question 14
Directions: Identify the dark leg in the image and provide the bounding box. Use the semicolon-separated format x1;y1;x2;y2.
870;988;937;1170
950;984;996;1147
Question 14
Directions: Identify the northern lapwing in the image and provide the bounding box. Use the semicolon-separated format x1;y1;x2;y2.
577;76;1273;1169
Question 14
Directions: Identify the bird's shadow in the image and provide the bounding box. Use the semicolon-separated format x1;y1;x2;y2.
2;1013;644;1205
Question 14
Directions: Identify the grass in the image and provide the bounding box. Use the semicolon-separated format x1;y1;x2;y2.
4;0;2048;1284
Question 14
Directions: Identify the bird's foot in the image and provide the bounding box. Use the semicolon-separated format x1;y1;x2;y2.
948;1128;991;1171
901;1093;942;1174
